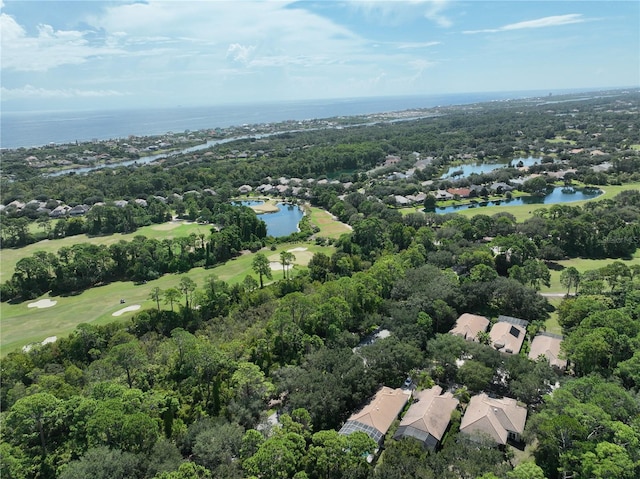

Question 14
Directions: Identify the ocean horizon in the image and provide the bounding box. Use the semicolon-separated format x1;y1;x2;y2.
0;89;596;149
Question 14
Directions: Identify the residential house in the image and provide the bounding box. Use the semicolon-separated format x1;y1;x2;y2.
529;332;567;370
339;387;410;445
408;193;427;204
256;184;274;193
394;195;411;206
435;190;454;200
68;204;91;216
394;386;459;450
450;313;490;342
490;182;514;193
49;205;70;218
460;393;527;445
384;155;401;167
489;316;529;354
447;187;472;198
238;185;253;194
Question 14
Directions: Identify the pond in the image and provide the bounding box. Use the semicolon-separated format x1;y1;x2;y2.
435;186;603;214
234;201;304;237
440;156;543;179
236;200;265;207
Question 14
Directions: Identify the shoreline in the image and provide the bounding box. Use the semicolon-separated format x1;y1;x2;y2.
2;88;617;151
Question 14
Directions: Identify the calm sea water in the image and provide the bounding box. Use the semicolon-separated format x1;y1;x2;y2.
1;91;557;149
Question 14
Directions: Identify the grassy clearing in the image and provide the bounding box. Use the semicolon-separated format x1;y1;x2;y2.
540;251;640;294
540;252;640;336
1;204;351;354
306;206;352;238
398;182;640;221
2;203;352;282
0;241;335;354
454;182;640;222
544;297;563;335
0;221;210;283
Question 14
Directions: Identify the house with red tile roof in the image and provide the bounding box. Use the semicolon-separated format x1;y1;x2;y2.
447;187;472;198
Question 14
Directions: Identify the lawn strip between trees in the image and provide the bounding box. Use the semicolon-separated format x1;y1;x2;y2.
0;220;210;283
0;241;334;354
454;182;640;221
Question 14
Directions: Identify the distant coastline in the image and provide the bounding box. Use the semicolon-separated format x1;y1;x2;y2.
0;88;608;150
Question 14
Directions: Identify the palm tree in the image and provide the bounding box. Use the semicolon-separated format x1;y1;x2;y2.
279;251;296;280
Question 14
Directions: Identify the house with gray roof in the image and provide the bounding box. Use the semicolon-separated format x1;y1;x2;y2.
394;386;459;450
68;204;91;216
490;182;514;193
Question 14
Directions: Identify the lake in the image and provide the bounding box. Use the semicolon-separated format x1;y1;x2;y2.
435;187;602;214
235;201;304;237
440;156;542;179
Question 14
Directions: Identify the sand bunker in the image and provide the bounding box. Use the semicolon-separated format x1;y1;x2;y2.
27;299;57;309
112;304;141;316
22;336;58;353
287;247;308;252
269;261;293;271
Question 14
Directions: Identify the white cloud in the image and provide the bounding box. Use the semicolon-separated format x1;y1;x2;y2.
464;14;585;34
395;41;441;49
422;0;453;28
0;11;124;71
347;0;453;27
226;43;256;65
1;85;128;100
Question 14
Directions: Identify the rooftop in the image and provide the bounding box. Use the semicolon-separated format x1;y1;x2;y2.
394;386;459;445
529;332;567;370
339;386;410;444
460;393;527;445
450;313;490;341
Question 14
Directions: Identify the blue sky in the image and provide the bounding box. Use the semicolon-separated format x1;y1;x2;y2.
1;1;638;111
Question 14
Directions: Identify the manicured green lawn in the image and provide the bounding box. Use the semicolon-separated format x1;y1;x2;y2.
544;297;563;335
454;182;640;222
1;221;211;283
399;182;640;221
306;206;352;238
0;241;335;354
1;204;350;354
540;251;640;294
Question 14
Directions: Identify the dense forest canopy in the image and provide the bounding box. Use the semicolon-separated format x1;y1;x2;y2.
1;90;639;479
